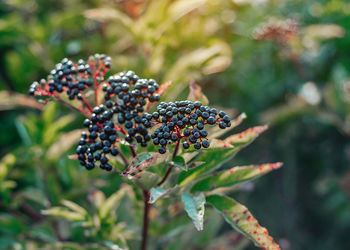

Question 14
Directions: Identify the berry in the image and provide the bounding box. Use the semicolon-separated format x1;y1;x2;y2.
158;147;166;154
194;142;201;149
202;140;210;148
183;142;190;149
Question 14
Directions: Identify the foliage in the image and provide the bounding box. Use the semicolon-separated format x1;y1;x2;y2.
1;0;350;250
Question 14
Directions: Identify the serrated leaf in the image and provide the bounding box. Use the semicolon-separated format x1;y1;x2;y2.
187;82;209;106
41;207;85;221
207;195;280;250
99;186;129;220
208;113;247;139
177;148;236;187
122;152;166;177
191;163;283;192
181;192;205;231
225;125;268;147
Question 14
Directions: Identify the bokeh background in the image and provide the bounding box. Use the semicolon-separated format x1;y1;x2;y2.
1;0;350;249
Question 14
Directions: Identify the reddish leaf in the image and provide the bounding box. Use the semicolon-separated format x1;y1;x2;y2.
144;81;172;111
208;113;246;139
191;162;283;192
187;82;209;105
225;125;268;146
207;195;280;250
122;152;165;177
0;91;43;110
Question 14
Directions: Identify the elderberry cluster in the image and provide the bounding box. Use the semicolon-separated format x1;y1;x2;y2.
150;101;231;154
102;71;160;146
29;54;111;100
76;103;120;171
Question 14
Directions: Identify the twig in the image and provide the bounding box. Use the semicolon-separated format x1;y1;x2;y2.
80;93;94;113
130;145;137;157
141;190;151;250
157;140;180;186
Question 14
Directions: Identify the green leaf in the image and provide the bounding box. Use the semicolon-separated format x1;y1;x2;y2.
169;155;187;171
191;162;283;192
0;154;16;181
181;192;205;231
47;129;83;160
42;102;57;127
178;123;267;187
41;207;86;221
207;195;280;250
43;114;75;146
134;171;160;190
177;147;236;187
150;187;166;204
14;119;32;146
99;186;129;220
61;200;88;217
149;186;180;204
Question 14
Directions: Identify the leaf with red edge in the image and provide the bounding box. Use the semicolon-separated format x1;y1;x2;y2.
225;125;268;147
122;152;166;177
208;113;247;139
177;147;237;187
144;81;172;111
207;194;280;250
191;162;283;192
0;91;43;111
178;126;268;187
47;129;84;160
187;82;209;106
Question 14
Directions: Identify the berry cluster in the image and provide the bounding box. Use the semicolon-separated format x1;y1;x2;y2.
102;71;160;146
29;54;111;101
150;101;231;154
75;71;163;171
76;103;120;171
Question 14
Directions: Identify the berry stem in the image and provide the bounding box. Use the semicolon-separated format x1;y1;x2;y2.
114;145;129;167
141;190;150;250
130;145;137;157
54;93;91;117
80;93;94;113
157;139;180;186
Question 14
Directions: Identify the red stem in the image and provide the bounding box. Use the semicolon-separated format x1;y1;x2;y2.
80;93;94;113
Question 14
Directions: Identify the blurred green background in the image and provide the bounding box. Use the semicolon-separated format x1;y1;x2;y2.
1;0;350;249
